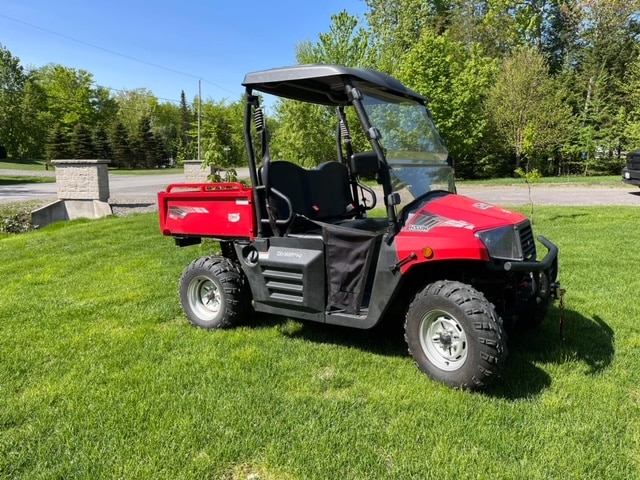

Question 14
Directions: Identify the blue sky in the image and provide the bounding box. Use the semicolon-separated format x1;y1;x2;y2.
1;0;368;104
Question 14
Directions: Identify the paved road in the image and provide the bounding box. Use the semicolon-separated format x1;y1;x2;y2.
2;168;639;207
0;170;186;205
458;183;640;207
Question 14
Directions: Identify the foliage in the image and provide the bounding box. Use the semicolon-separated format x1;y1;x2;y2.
45;123;71;161
132;116;165;168
397;29;498;177
486;47;574;172
93;124;113;160
196;97;245;169
110;121;132;168
0;44;27;158
514;166;543;182
70;123;95;159
0;201;40;235
34;64;111;130
272;11;374;167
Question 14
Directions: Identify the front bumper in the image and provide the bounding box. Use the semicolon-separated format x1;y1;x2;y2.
503;236;558;273
504;236;560;301
622;167;640;186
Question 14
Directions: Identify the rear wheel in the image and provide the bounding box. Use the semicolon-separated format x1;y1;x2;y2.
179;256;249;329
405;280;507;391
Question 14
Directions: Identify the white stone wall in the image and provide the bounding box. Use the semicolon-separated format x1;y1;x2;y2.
184;160;214;183
52;159;111;202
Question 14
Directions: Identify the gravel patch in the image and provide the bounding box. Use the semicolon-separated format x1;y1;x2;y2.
109;197;158;216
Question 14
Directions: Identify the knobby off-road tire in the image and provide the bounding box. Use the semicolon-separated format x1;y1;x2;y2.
404;280;507;391
179;256;249;329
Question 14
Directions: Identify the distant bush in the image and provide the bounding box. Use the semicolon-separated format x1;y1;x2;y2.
0;202;39;234
0;145;7;159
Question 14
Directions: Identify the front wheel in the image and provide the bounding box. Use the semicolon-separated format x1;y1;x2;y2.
405;280;507;391
179;256;249;329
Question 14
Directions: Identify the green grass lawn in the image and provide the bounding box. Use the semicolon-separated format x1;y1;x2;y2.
0;159;50;171
0;158;182;177
0;209;639;479
0;176;55;185
457;174;622;186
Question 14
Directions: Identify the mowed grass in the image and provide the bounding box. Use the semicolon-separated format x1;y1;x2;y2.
457;174;623;186
0;159;50;171
0;208;639;479
0;176;55;185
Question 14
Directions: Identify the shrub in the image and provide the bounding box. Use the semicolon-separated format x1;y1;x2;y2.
0;202;39;234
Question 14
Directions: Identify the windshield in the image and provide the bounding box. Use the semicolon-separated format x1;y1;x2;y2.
361;91;455;202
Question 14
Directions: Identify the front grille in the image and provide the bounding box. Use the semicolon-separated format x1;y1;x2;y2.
627;152;640;169
518;221;536;261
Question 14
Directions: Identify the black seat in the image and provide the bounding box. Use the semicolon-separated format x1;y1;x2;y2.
263;160;355;224
265;161;313;219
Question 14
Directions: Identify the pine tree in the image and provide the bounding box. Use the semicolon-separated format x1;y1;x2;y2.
93;124;112;160
70;123;95;159
46;123;72;161
110;121;132;168
134;116;156;168
179;90;192;148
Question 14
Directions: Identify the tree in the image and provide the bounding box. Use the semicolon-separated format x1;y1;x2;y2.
154;101;181;162
564;0;640;167
46;123;71;161
17;73;49;159
131;115;165;168
114;88;159;137
70;123;95;159
486;47;574;173
0;44;27;158
364;0;448;71
179;90;193;147
35;64;101;130
397;29;498;177
272;11;374;167
93;124;113;160
110;121;132;168
296;10;377;68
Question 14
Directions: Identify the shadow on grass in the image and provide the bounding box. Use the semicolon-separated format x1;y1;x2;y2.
487;306;614;399
255;314;408;358
255;305;615;400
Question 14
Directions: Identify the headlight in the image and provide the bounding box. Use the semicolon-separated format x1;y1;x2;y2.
475;226;523;261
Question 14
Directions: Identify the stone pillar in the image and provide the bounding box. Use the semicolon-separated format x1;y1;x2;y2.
184;160;214;183
52;159;111;202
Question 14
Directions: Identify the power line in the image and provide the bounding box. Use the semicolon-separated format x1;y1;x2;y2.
0;12;241;98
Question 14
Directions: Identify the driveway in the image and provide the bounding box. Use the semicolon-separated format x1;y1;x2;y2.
0;169;185;205
2;168;639;207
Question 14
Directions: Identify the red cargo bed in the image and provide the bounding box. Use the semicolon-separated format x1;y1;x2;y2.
158;183;256;240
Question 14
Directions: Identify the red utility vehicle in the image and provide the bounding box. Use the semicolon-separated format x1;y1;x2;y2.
159;65;559;390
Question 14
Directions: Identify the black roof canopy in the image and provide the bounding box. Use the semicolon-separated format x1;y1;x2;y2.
242;64;425;106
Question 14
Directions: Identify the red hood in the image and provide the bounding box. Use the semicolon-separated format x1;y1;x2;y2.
404;194;527;234
394;194;529;271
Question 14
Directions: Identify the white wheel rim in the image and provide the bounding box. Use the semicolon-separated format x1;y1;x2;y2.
419;309;468;371
187;275;222;321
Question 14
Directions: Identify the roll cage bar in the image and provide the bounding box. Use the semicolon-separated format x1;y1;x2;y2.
242;65;427;237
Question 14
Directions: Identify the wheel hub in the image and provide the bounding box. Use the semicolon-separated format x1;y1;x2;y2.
419;310;468;371
188;276;222;320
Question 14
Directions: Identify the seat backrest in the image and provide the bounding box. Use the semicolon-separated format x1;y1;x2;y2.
308;162;354;220
265;161;313;218
263;160;355;224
